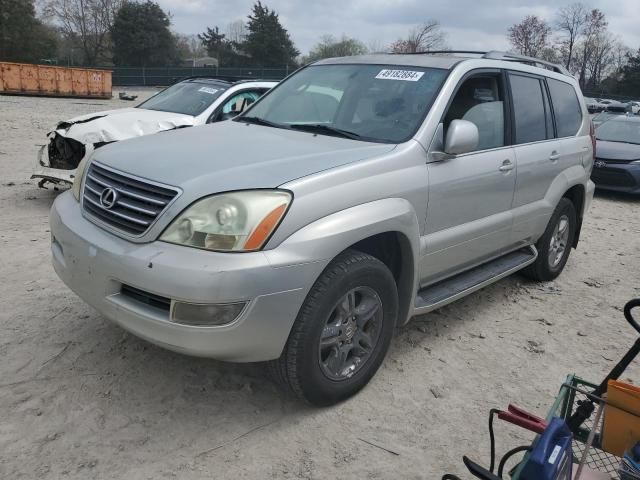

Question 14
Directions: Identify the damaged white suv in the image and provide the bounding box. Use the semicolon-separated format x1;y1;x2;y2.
33;78;276;187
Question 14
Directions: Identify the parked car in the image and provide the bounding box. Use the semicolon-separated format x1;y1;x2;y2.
32;78;277;187
605;101;632;114
592;116;640;193
592;110;628;128
584;97;606;113
50;52;595;405
629;101;640;115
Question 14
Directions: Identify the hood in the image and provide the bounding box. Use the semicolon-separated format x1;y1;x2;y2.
91;120;396;192
56;107;195;145
596;140;640;162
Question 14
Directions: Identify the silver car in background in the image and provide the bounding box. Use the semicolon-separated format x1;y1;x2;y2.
50;51;595;405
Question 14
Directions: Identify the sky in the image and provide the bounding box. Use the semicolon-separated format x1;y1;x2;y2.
155;0;640;57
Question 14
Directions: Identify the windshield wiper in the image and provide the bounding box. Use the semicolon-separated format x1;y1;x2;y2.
288;123;362;140
236;116;289;129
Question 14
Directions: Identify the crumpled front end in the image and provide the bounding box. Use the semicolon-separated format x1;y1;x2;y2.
32;132;92;188
32;109;195;188
47;132;87;170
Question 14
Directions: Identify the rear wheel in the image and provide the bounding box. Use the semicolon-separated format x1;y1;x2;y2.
523;198;577;282
268;249;398;406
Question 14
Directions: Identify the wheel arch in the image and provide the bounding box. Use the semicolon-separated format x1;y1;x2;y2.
348;231;416;327
562;183;585;248
545;166;589;248
272;198;421;327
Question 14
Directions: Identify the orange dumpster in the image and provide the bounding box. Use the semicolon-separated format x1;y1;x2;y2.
0;62;111;99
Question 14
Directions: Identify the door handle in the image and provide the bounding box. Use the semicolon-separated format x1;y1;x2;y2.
549;151;560;161
499;159;514;172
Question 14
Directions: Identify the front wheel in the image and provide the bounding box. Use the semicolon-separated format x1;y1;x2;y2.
523;198;577;282
268;249;398;406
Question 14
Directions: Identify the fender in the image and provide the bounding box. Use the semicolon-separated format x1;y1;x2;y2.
265;198;421;325
268;197;420;265
544;164;589;216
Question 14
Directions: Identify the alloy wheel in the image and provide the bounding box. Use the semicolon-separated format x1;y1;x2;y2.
318;287;383;381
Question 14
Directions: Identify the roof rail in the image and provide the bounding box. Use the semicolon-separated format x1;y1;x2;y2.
232;78;279;84
402;50;571;76
179;76;233;83
483;51;570;76
403;50;488;56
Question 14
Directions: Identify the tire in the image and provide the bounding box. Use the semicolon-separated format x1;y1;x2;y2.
522;198;577;282
268;249;398;406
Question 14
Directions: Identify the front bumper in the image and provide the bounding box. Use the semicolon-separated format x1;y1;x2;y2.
591;162;640;194
50;192;327;362
31;144;78;186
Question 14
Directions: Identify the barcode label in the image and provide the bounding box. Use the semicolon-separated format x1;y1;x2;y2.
198;87;219;94
375;69;425;81
548;445;562;464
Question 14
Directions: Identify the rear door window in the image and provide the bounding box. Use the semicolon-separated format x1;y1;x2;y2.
509;74;548;144
547;79;582;137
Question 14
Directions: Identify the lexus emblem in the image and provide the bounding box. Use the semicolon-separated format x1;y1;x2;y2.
99;188;118;209
594;160;607;168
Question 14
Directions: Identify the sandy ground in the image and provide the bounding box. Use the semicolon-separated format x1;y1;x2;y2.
0;89;639;480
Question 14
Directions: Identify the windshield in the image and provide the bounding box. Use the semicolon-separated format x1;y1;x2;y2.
241;64;448;143
138;81;228;116
596;119;640;145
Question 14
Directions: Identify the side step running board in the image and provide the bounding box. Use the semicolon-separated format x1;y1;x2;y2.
414;246;537;315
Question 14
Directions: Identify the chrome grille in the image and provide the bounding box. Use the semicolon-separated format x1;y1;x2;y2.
82;163;179;236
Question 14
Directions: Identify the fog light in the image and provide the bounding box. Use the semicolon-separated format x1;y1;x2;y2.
170;301;246;326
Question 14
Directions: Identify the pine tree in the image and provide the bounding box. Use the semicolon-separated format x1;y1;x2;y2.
0;0;58;62
619;49;640;97
243;1;299;66
111;1;178;66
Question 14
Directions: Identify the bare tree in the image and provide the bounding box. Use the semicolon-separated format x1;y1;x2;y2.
575;8;607;87
555;2;587;69
390;20;447;53
508;15;551;58
44;0;124;64
175;34;207;65
610;40;631;76
304;34;368;63
367;38;387;54
225;20;246;45
586;31;614;86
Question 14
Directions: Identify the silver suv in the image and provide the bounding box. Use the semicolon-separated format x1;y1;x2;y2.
50;52;595;405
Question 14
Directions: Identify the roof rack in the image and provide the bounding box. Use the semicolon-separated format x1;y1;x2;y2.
180;76;233;83
232;78;278;85
483;51;570;76
404;50;571;76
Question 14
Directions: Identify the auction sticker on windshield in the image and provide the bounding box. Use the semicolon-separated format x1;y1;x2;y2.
375;69;425;81
198;87;219;94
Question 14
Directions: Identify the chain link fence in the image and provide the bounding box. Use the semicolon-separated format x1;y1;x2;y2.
111;66;292;86
583;90;637;101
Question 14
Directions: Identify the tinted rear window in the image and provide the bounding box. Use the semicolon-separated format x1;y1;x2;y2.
509;74;548;144
547;79;582;137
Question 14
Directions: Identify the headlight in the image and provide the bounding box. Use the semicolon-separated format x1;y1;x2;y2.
160;190;291;252
72;155;91;201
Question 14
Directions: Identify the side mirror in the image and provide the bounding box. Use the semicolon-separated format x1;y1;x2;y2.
445;119;479;155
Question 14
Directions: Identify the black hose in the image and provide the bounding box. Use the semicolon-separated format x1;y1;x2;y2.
497;445;531;478
442;475;463;480
488;409;500;473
